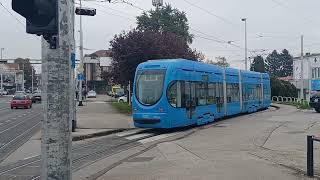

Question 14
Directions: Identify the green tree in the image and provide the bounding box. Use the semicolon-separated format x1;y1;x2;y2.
270;77;298;97
265;49;293;77
137;4;193;43
15;58;35;89
250;55;265;72
104;30;202;85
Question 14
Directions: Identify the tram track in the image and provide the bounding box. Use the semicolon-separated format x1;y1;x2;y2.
0;107;280;179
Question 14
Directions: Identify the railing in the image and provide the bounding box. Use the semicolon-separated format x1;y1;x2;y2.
272;96;299;103
307;135;320;177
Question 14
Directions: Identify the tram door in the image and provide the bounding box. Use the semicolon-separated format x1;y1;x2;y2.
185;82;196;119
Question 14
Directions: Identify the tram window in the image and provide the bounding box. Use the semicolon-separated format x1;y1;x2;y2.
197;82;207;106
136;70;165;106
167;81;183;108
227;83;240;103
207;83;216;105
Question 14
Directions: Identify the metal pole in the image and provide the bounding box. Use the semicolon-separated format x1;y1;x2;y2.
78;0;84;106
31;69;34;94
128;81;131;105
0;73;3;96
244;19;248;71
22;64;24;92
300;35;304;100
0;48;3;61
307;135;314;177
41;0;73;179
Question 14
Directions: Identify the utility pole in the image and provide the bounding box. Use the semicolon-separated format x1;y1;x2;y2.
241;18;248;71
300;35;304;100
31;69;34;94
78;0;84;106
13;0;75;178
41;1;74;179
22;63;24;92
0;48;4;61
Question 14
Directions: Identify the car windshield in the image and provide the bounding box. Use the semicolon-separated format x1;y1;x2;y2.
13;95;26;100
136;69;166;106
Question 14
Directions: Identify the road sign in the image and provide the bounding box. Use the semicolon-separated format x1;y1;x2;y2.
311;80;320;91
77;74;85;81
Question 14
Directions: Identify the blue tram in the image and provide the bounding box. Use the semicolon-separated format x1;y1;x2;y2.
132;59;271;129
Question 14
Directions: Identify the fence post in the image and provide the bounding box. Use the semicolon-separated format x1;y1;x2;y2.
307;135;314;177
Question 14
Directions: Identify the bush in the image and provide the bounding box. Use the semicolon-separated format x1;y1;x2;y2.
111;102;132;115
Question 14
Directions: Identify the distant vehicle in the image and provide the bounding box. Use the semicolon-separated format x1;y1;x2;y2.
132;59;271;129
31;93;42;103
114;91;125;98
118;95;127;103
87;90;97;98
11;94;32;109
14;91;26;97
310;91;320;113
0;90;8;95
118;95;132;103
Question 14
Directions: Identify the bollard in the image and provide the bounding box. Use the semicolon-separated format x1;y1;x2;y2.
307;135;314;177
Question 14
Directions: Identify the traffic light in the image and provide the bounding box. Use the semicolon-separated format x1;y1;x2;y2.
75;7;96;16
12;0;58;48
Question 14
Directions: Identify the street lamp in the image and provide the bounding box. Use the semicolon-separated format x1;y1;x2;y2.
241;18;248;71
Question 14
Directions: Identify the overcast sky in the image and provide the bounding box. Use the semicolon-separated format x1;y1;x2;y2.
0;0;319;69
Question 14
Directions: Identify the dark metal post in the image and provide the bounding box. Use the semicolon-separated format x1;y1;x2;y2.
307;135;314;177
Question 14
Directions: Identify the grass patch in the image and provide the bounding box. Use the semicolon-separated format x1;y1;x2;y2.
279;100;311;109
111;102;132;114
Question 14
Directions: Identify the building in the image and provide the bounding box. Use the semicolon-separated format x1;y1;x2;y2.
83;50;112;93
292;53;320;100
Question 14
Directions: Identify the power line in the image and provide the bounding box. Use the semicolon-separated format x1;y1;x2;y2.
182;0;237;27
270;0;316;25
0;2;24;27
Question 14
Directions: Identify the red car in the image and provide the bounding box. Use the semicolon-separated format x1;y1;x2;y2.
11;94;32;109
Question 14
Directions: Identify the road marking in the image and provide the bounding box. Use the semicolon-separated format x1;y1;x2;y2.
24;155;39;160
138;132;180;144
116;130;142;137
12;118;17;120
18;115;22;118
23;114;26;116
5;120;10;123
0;123;3;126
126;133;152;140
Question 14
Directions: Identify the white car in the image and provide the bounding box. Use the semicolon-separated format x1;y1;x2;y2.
118;95;127;103
87;90;97;98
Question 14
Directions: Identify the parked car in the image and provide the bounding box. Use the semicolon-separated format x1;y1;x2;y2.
11;94;32;109
31;93;42;103
87;90;97;98
118;95;132;103
310;91;320;113
118;95;127;103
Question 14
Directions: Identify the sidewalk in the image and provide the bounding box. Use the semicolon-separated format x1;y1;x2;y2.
91;104;318;180
3;95;134;164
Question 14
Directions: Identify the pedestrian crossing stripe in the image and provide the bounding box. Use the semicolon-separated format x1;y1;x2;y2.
138;132;180;144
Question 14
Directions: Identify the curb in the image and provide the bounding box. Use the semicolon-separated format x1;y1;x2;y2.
270;104;280;109
72;128;132;142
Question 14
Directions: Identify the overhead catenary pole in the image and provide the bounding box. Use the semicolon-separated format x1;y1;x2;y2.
300;35;304;100
241;18;248;71
41;0;74;179
78;0;84;106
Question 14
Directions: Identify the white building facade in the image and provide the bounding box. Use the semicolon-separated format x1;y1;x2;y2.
292;53;320;100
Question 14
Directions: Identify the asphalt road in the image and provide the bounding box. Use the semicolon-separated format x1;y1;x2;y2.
0;96;42;164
